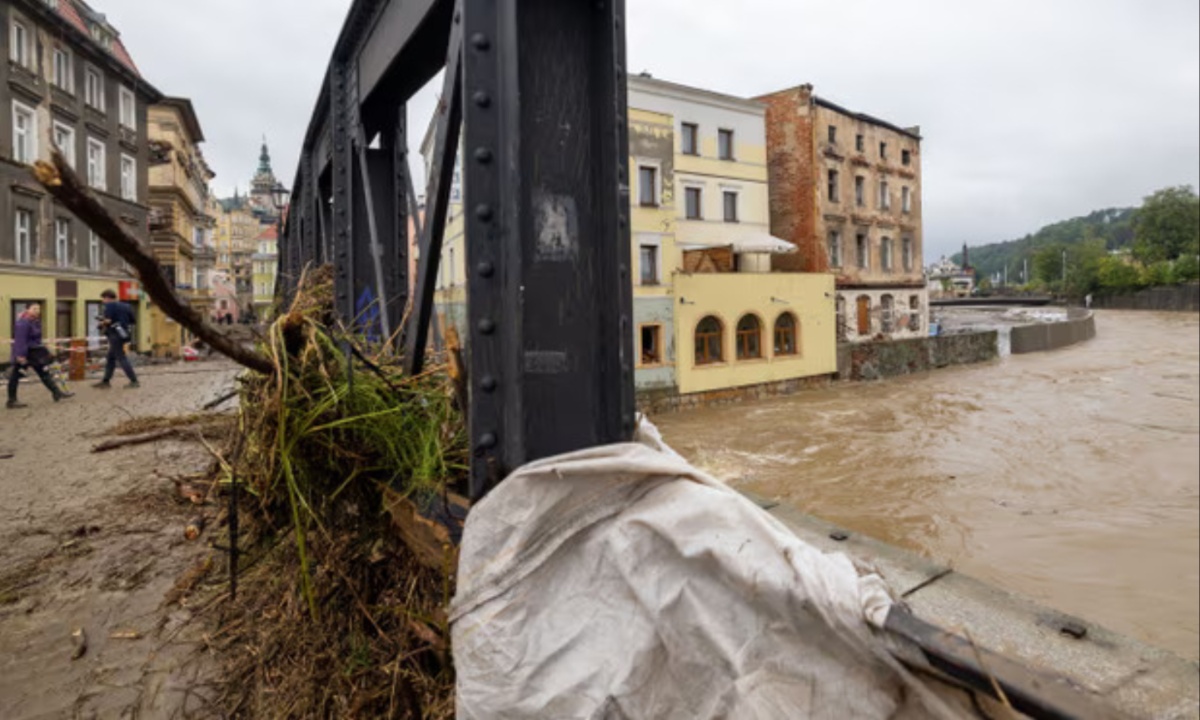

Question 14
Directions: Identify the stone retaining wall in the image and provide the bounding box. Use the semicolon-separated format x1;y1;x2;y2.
1092;284;1200;312
1009;308;1096;354
637;374;833;414
836;331;999;381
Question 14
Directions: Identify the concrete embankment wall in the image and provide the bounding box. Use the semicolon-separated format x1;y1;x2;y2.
1009;308;1096;354
1092;284;1200;312
836;331;999;381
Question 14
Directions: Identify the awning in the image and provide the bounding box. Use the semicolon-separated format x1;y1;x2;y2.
676;228;797;254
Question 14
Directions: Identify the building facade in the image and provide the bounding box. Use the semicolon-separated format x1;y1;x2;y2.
757;84;928;343
251;224;277;317
627;75;837;395
1;0;159;354
147;97;214;356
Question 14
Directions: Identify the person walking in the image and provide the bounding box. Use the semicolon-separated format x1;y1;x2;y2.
93;289;140;389
7;303;74;409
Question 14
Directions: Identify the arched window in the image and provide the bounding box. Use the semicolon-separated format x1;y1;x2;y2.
736;314;762;359
774;312;798;356
695;316;723;365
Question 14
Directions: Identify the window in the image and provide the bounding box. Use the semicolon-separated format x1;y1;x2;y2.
736;315;762;360
87;138;106;190
879;180;890;210
879;142;887;160
855;134;864;153
774;313;798;356
53;122;76;168
89;231;102;270
640;325;662;365
882;237;893;272
718;129;734;160
856;233;869;270
695;316;723;365
639;244;659;285
909;295;921;332
685;187;702;220
855;176;865;207
9;21;29;67
902;237;913;271
85;67;105;111
638;166;658;206
15;210;33;264
828;231;842;268
55;219;71;268
12;101;37;164
681;123;699;155
881;294;895;333
118;86;136;129
902;149;912;166
53;48;74;92
827;169;839;202
120;154;136;200
723;191;738;222
827;125;837;143
902;186;911;214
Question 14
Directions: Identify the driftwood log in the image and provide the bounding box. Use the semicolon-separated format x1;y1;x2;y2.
32;150;274;375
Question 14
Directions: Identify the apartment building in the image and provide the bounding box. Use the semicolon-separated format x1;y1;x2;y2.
147;96;214;356
1;0;159;352
757;83;927;343
251;224;277;318
628;75;837;395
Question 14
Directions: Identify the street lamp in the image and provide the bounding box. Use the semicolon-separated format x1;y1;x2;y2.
269;182;291;312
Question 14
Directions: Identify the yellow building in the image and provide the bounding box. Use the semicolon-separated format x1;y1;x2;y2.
418;75;838;398
628;74;837;395
146;97;215;357
251;225;278;317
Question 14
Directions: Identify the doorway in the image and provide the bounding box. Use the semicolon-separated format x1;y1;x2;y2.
856;295;871;336
56;300;74;346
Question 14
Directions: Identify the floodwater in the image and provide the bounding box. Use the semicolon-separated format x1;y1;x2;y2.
654;310;1200;660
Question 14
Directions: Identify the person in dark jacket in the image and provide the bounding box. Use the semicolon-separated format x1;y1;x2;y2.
7;304;73;409
92;289;139;389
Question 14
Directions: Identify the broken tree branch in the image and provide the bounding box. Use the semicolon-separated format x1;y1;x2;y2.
32;150;274;375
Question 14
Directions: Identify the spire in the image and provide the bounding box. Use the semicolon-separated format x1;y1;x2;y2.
258;136;272;175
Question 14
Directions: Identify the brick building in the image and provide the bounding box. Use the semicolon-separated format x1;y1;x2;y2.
757;84;927;342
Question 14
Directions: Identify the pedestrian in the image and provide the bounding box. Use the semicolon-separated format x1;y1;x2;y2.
1085;293;1093;309
7;303;74;409
93;289;140;389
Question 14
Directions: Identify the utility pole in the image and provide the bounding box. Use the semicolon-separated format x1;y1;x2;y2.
1003;264;1008;287
1023;258;1029;285
1062;249;1067;286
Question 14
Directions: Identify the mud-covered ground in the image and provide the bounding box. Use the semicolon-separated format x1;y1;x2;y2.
0;360;239;719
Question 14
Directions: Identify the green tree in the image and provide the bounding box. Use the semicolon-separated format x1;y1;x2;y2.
1096;256;1142;293
1132;186;1200;264
1171;253;1200;283
1140;261;1174;287
1032;244;1067;288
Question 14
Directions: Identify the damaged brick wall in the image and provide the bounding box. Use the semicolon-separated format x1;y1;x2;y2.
759;86;821;274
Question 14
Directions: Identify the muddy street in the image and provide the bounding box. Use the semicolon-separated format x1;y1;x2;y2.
654;310;1200;660
0;361;239;719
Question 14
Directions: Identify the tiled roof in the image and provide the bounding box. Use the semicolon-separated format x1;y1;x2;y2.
254;225;278;241
52;0;141;78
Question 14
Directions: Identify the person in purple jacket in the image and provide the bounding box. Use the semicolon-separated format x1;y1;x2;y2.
7;303;73;409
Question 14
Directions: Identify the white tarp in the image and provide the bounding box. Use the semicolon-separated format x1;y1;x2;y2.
451;420;966;719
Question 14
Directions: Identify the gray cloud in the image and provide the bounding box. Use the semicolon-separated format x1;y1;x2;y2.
103;0;1198;260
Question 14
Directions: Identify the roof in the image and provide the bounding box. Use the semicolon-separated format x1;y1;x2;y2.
629;73;766;115
254;225;278;242
812;96;922;141
51;0;142;78
156;97;205;143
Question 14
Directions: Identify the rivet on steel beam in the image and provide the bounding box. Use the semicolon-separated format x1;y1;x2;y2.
477;261;494;278
479;432;498;449
480;376;497;392
471;33;490;50
473;91;491;108
474;147;493;164
478;318;496;335
475;204;494;221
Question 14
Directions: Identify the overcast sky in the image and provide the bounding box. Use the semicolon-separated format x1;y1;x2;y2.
102;0;1198;261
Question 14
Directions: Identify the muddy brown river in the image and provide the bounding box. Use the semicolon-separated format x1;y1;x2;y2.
654;310;1200;660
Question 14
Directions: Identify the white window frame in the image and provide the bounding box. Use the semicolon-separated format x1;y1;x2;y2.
53;121;76;168
683;185;704;221
120;154;136;200
15;210;33;265
828;230;842;268
53;47;73;93
856;233;870;270
87;138;107;190
637;235;662;286
55;218;71;268
9;20;29;68
722;190;739;223
882;237;894;272
879;180;890;210
89;231;102;270
12;101;37;164
902;237;914;271
902;186;912;214
85;66;106;111
118;86;136;130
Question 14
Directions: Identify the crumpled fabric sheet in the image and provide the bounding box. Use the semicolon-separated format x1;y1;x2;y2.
451;420;965;719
